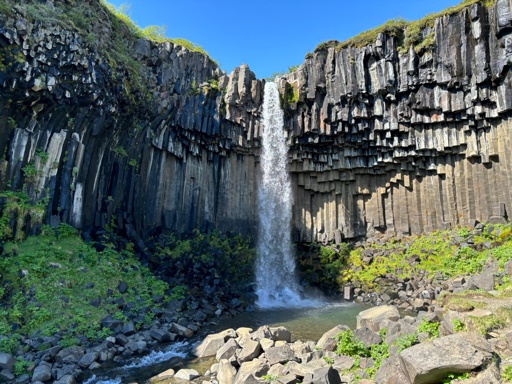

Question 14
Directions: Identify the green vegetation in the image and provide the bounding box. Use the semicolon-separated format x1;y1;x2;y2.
313;0;496;54
261;374;279;383
152;229;255;289
335;329;389;378
0;224;172;354
0;190;46;242
452;318;466;332
417;318;439;339
441;372;470;383
1;0;216;110
502;365;512;382
340;223;512;292
393;333;417;352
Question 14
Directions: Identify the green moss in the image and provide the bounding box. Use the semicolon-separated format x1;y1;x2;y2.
313;0;496;54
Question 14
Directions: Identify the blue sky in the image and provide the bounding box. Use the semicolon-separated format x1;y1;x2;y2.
108;1;463;79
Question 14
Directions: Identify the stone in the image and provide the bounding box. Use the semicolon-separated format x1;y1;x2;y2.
0;369;15;381
55;346;85;364
216;338;240;361
235;359;269;383
374;354;411;384
0;353;14;371
121;321;136;336
260;338;274;351
78;352;98;368
150;329;172;342
237;339;261;363
354;327;382;348
270;326;292;342
32;364;52;382
53;375;77;384
117;281;128;293
194;329;237;357
265;344;296;365
174;368;200;381
316;325;349;351
149;368;175;383
171;322;194;337
399;333;493;384
217;359;236;384
357;306;400;332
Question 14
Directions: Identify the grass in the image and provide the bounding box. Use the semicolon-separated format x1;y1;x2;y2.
312;0;496;55
0;224;172;354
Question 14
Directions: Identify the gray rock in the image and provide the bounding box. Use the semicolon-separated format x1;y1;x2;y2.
194;329;237;357
235;359;269;383
399;332;493;384
0;353;14;372
316;325;349;351
215;338;239;361
174;368;200;380
237;339;261;363
32;364;52;382
0;369;15;381
375;354;411;384
78;352;98;368
357;306;400;332
171;322;194;337
265;344;296;365
270;326;292;342
53;375;77;384
55;346;84;364
217;359;236;384
354;327;382;348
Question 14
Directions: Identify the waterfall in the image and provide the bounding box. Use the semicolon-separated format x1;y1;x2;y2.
255;81;304;308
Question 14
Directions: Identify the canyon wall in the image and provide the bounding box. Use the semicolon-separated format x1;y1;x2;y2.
0;0;263;240
1;0;512;243
281;0;512;242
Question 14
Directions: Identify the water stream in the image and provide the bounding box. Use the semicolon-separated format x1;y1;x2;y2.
256;81;307;308
82;302;368;383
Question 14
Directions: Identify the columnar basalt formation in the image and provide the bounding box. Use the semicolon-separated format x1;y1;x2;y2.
280;0;512;242
0;0;263;240
0;0;512;244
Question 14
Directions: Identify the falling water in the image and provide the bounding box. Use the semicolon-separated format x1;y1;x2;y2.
255;81;305;308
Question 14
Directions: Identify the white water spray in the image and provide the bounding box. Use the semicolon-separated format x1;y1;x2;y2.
255;81;305;308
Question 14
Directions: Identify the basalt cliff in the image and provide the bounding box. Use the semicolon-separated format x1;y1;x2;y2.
1;0;512;244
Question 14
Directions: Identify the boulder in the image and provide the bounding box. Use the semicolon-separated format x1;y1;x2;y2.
55;346;85;364
0;353;14;372
32;364;52;382
316;325;349;351
265;344;297;365
235;359;269;383
399;332;493;384
194;329;236;357
237;339;261;363
216;338;240;361
149;368;175;383
0;369;14;382
53;375;77;384
78;352;98;368
174;368;200;381
354;327;382;348
171;322;194;338
374;354;411;384
270;326;292;342
357;306;400;332
218;359;236;384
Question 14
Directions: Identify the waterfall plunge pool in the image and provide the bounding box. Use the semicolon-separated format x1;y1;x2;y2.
82;301;369;383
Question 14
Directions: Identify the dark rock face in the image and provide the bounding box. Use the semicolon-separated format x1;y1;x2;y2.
281;1;512;242
0;1;511;244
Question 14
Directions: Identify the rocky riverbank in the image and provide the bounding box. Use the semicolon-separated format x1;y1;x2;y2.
158;295;512;384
